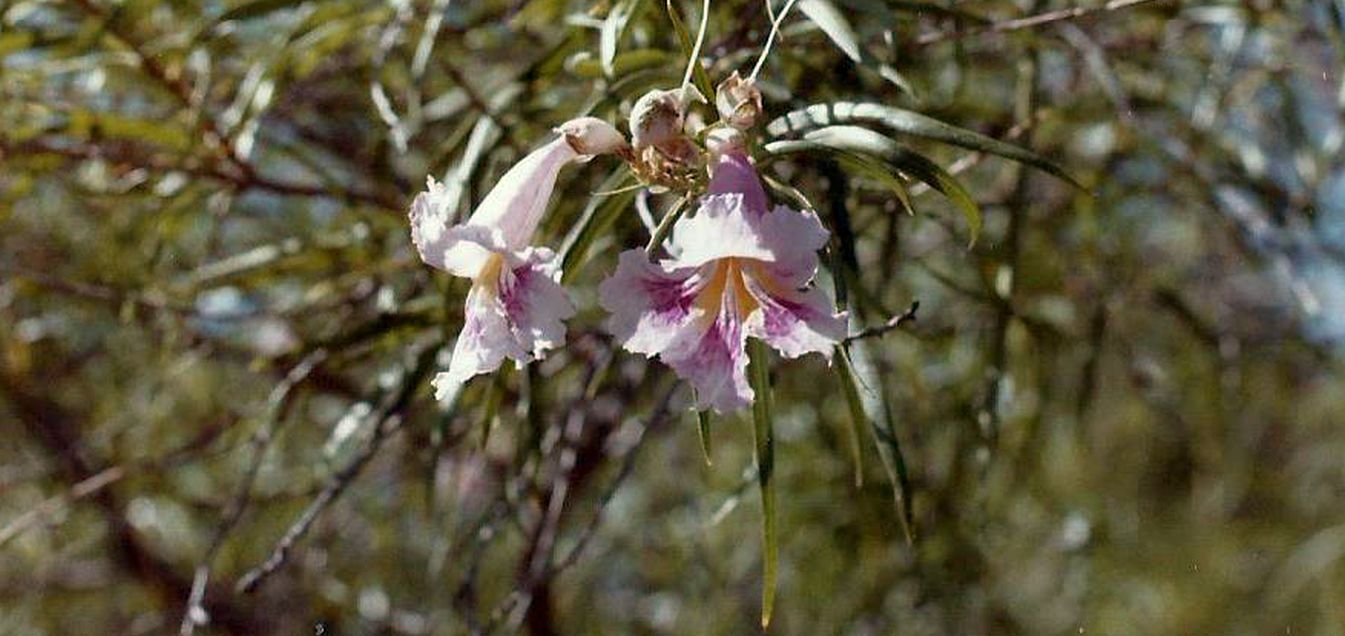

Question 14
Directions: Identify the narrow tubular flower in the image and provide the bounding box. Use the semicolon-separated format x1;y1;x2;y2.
600;136;847;413
411;117;625;396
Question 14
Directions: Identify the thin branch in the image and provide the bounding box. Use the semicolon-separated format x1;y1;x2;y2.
234;345;439;595
67;0;252;178
916;0;1168;46
844;301;920;343
439;59;524;155
180;350;328;636
3;137;400;211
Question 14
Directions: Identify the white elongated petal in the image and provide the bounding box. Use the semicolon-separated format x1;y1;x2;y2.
466;136;579;251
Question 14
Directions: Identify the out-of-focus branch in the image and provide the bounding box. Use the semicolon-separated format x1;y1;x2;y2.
3;137;401;211
916;0;1169;46
67;0;253;178
180;350;327;636
234;344;439;595
0;370;266;634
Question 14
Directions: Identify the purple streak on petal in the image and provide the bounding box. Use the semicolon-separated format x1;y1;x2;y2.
662;268;754;413
599;249;706;356
743;268;847;360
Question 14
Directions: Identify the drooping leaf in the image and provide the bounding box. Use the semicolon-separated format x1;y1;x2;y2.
797;0;914;95
764;126;982;245
767;101;1086;189
836;344;914;543
746;339;778;629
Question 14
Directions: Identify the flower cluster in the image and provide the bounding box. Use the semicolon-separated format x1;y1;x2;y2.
409;75;846;413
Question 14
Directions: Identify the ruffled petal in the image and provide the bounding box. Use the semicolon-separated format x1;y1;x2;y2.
660;266;754;414
498;248;576;360
443;249;574;384
599;249;706;356
742;267;847;360
757;204;831;286
467;136;579;251
444;282;519;384
409;178;511;279
669;193;776;268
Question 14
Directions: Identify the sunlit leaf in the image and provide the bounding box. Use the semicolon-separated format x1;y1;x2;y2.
768;101;1085;189
764;126;982;245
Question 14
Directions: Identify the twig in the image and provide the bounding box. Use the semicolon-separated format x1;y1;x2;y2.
4;137;400;211
0;467;125;547
916;0;1168;46
844;301;920;343
68;0;252;178
484;380;679;633
180;351;327;635
234;345;439;595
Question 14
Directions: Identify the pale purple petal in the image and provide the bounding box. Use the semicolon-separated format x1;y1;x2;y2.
757;204;831;285
443;249;574;384
599;249;706;356
466;136;579;251
707;151;769;216
742;268;847;360
444;282;519;384
669;194;776;268
409;177;459;270
410;179;509;279
497;248;576;360
660;265;754;414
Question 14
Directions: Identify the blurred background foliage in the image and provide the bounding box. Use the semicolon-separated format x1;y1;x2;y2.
3;0;1345;634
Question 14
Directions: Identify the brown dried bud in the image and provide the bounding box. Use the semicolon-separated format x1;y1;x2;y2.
715;72;763;130
557;116;627;156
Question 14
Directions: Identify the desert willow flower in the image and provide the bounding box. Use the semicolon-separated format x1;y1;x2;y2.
411;117;626;397
599;130;847;413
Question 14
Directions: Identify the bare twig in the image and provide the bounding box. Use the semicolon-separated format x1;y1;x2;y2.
916;0;1168;46
4;137;400;210
180;350;328;635
234;344;439;595
844;301;920;343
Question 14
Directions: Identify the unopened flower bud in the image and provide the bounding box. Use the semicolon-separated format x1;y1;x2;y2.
629;89;686;150
705;127;746;162
557;116;627;156
715;72;763;130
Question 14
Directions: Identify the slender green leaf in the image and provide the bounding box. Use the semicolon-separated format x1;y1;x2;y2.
797;0;914;95
217;0;307;24
644;194;690;253
569;48;677;79
747;339;778;628
836;344;914;543
665;0;715;101
696;408;713;466
767;101;1086;189
600;0;642;78
558;170;639;282
764;126;982;245
832;354;867;488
